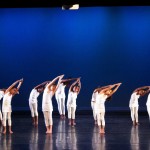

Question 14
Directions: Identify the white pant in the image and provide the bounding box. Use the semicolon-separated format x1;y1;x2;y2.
67;106;76;119
96;109;105;126
57;97;65;115
91;102;97;121
147;105;150;118
29;103;38;117
43;111;53;126
3;112;12;126
130;106;139;122
0;110;2;121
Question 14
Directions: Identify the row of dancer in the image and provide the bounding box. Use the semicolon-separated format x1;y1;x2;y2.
29;75;81;133
29;76;79;125
1;76;150;135
0;75;81;134
91;84;150;134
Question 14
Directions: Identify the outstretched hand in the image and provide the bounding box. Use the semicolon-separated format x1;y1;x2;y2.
19;78;23;82
77;77;81;82
115;83;122;86
60;74;64;79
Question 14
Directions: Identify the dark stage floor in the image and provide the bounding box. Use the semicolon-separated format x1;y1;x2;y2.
0;113;150;150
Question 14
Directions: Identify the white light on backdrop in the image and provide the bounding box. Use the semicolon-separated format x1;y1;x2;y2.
62;4;79;10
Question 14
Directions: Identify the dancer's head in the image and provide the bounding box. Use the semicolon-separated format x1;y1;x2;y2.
73;86;80;93
50;84;56;91
10;88;19;95
62;80;71;86
37;87;44;93
105;89;112;95
137;90;145;96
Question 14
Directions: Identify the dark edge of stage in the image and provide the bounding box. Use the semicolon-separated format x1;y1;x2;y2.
0;0;150;8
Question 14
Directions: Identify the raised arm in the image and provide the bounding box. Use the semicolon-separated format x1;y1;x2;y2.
100;86;113;94
94;84;112;93
69;78;80;92
134;86;150;93
34;81;50;89
77;79;81;94
46;75;63;89
55;75;64;91
108;83;122;97
100;83;121;97
140;86;150;96
61;78;78;83
17;79;23;90
5;79;23;93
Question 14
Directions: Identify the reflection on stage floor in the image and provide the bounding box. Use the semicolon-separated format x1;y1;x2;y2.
0;114;150;150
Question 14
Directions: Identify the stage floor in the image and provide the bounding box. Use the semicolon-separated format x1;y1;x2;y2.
0;114;150;150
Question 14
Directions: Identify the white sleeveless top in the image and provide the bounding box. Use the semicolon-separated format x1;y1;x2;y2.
2;92;13;112
129;92;140;107
55;83;66;100
42;86;53;112
146;93;150;106
95;93;108;111
67;91;77;107
29;89;40;104
0;90;4;100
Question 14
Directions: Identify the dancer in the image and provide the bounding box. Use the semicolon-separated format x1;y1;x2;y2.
55;78;78;119
0;89;6;125
91;85;111;125
67;78;81;126
29;81;50;126
2;79;23;134
93;83;121;134
42;75;64;134
129;86;150;126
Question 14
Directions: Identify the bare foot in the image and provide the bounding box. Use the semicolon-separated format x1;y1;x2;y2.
49;129;52;134
133;121;136;126
72;122;76;126
99;128;105;134
46;131;52;134
46;130;50;134
3;130;6;134
136;122;140;125
35;122;38;126
68;120;72;125
9;130;13;134
101;130;105;134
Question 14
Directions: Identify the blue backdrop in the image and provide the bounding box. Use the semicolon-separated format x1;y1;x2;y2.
0;6;150;111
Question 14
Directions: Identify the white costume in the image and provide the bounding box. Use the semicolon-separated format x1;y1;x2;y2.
0;90;4;121
129;92;140;123
55;83;66;115
94;93;108;126
2;92;13;126
146;93;150;118
29;89;40;117
91;92;98;121
67;91;77;119
42;86;53;126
